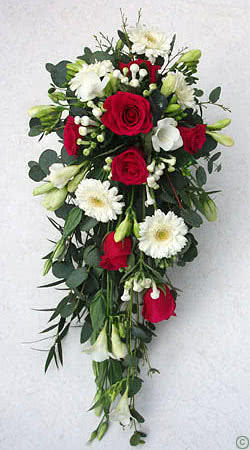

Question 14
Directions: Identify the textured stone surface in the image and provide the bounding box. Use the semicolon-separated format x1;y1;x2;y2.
0;1;250;449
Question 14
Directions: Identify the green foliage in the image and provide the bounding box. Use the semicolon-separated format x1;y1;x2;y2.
90;292;106;331
209;86;221;103
181;209;203;227
63;207;83;238
80;318;93;343
83;245;101;268
39;149;59;174
52;262;74;279
196;166;207;186
28;164;46;181
50;60;71;87
66;267;88;288
28;17;233;446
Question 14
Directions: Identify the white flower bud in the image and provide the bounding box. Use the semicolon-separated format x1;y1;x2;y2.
151;281;160;299
122;67;129;76
149;83;157;91
145;185;155;206
83;148;90;156
80;116;97;127
92;108;102;118
74;116;81;125
144;278;152;289
129;79;140;88
130;63;140;73
147;160;156;173
113;69;122;79
121;76;129;85
105;157;112;164
79;126;88;136
147;175;156;187
87;100;95;108
139;69;148;80
155;169;163;177
121;286;131;302
97;134;104;143
133;278;144;292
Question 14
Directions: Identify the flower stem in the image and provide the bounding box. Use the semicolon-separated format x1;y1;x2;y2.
166;173;183;208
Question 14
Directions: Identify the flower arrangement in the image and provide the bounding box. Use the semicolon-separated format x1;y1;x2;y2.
27;10;234;446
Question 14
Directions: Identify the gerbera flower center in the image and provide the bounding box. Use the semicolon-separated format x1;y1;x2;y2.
155;228;170;241
145;32;157;44
89;196;104;207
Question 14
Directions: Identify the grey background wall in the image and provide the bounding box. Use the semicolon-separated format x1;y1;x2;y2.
1;1;250;449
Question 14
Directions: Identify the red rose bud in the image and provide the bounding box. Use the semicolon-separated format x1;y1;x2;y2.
101;92;153;136
119;59;161;84
178;124;206;155
142;286;176;323
100;232;132;271
111;147;148;185
64;115;81;157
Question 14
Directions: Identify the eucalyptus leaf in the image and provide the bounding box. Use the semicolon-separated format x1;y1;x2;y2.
51;60;71;87
52;262;74;279
60;299;76;318
83;245;101;268
181;209;203;227
196;166;207;186
209;86;221;103
55;203;74;220
39;149;59;174
80;216;98;232
61;146;76;165
28;165;46;182
66;267;88;288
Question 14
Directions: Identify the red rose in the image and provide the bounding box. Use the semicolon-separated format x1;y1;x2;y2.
111;147;148;185
101;91;153;136
100;232;132;271
178;124;207;155
64;116;81;157
119;59;161;83
142;286;176;323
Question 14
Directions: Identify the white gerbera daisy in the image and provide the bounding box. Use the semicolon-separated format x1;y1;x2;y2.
174;72;195;110
75;178;124;223
69;60;113;102
128;24;171;61
152;118;183;152
138;209;188;259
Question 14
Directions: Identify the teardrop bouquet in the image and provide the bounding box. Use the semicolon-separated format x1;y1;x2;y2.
27;11;234;446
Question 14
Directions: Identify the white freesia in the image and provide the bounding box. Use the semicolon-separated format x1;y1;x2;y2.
75;179;124;223
69;60;113;102
138;209;188;259
109;387;132;426
121;280;132;302
82;323;112;362
111;324;128;360
47;163;83;189
174;72;195;109
152;118;183;152
128;24;171;61
161;72;195;109
151;281;160;299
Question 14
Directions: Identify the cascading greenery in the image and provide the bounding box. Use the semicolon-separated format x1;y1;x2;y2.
27;10;233;446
